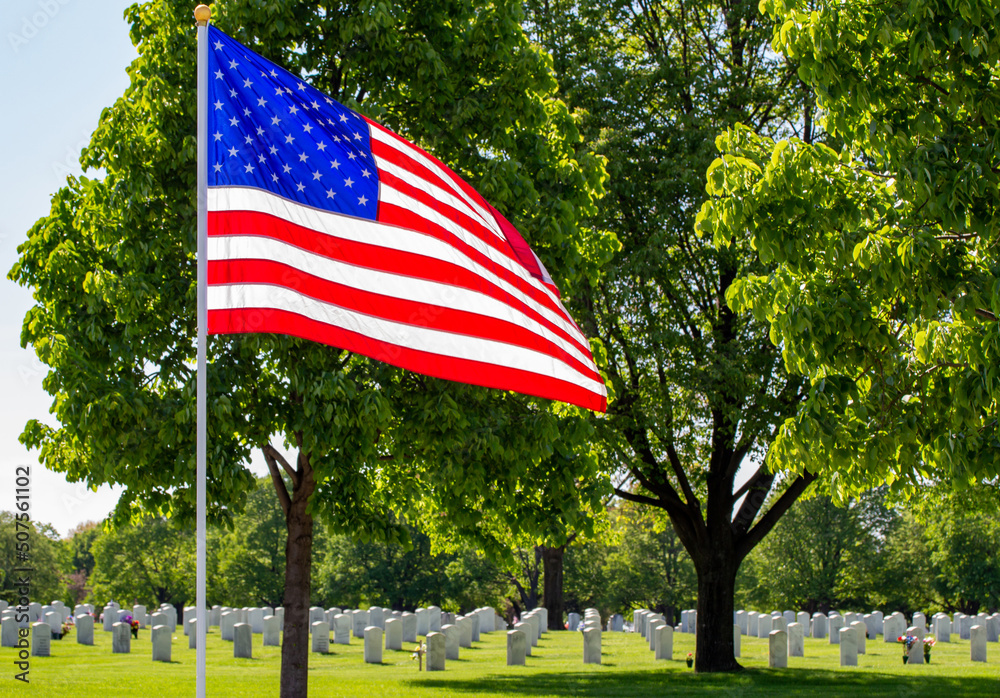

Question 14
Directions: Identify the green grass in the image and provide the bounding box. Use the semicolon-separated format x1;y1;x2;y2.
3;625;998;696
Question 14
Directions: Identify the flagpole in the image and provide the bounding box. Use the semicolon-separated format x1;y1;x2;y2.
194;5;210;698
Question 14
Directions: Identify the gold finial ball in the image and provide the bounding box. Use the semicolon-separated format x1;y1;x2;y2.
194;5;211;24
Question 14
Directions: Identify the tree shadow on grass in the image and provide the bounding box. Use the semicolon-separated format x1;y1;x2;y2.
406;668;999;697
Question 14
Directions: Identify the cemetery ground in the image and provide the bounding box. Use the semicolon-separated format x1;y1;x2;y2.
3;626;997;696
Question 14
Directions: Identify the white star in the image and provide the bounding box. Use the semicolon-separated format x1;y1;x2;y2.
259;154;266;163
316;141;327;151
258;97;267;107
303;123;313;134
275;87;285;96
272;173;279;182
271;115;281;126
243;78;253;88
358;195;369;206
298;153;309;162
328;120;338;129
214;40;223;50
326;189;336;199
312;170;323;180
213;131;223;141
353;132;362;141
296;182;306;191
229;59;238;69
311;101;320;110
331;134;341;142
245;135;253;144
229;116;239;127
228;146;239;157
289;105;299;115
297;83;307;91
243;108;251;117
214;100;223;110
285;134;295;144
330;159;340;169
344;177;354;188
229;89;237;98
213;163;222;173
361;169;371;178
256;126;265;136
244;163;255;173
282;164;292;174
339;114;348;123
347;152;357;160
325;97;333;105
269;145;278;155
214;70;224;80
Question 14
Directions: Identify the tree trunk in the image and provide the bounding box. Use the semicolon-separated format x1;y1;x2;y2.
541;545;565;630
279;462;315;698
694;547;740;673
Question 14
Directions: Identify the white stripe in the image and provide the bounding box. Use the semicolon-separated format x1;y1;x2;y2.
378;182;569;322
375;155;504;243
208;186;591;349
209;235;599;373
369;125;503;238
209;283;607;397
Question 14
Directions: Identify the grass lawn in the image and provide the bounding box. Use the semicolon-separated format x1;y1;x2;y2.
3;624;998;696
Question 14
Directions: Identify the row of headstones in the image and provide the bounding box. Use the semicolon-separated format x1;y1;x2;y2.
0;600;80;629
566;612;624;633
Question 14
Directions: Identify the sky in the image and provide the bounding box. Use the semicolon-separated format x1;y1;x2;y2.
0;0;222;537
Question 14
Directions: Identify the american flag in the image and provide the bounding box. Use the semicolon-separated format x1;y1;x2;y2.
206;27;607;412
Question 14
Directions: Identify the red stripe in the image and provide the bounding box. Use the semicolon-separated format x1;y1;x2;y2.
208;209;585;353
209;257;602;383
209;307;607;412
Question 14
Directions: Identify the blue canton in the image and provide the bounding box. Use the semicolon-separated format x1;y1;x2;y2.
208;27;378;220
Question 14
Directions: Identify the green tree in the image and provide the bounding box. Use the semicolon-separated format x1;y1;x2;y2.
0;512;66;607
63;521;102;606
527;0;815;670
698;1;1000;497
90;516;194;608
10;1;610;694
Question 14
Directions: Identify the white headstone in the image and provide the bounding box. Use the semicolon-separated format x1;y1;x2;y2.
133;605;147;628
507;629;526;665
829;615;844;644
152;624;171;662
221;611;236;641
309;606;325;628
971;624;986;662
188;618;198;649
249;608;264;634
567;612;581;631
787;622;804;657
415;608;429;636
884;613;905;643
783;611;795;626
234;622;252;658
906;626;924;664
384;617;402;650
332;613;350;645
812;613;827;639
28;603;42;623
839;626;857;666
647;619;663;651
457;616;473;648
352;609;368;638
112;621;131;653
263;615;280;646
210;605;221;627
773;615;788;634
796;612;809;630
401;612;417;643
583;627;601;664
934;614;950;643
769;629;788;668
470;612;481;642
428;606;442;633
364;626;383;663
748;611;759;637
758;613;772;639
369;607;385;630
31;622;50;657
512;622;531;656
523;614;540;646
426;631;445;671
103;608;115;632
733;622;741;657
44;611;61;637
850;620;866;654
311;621;329;653
2;617;20;647
987;614;999;643
912;612;926;630
655;623;673;660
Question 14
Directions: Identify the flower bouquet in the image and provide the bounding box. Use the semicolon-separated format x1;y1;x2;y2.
411;642;427;671
923;636;935;663
686;652;694;668
897;634;917;663
122;614;140;639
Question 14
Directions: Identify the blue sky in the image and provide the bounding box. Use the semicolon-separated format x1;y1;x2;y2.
3;1;154;535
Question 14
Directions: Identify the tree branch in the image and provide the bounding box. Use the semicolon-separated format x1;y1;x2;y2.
736;470;817;560
264;443;300;488
262;447;292;516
